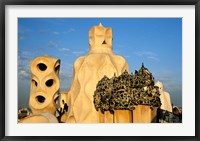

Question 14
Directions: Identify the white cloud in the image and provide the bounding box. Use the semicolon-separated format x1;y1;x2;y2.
18;49;32;80
38;29;49;34
47;41;58;48
53;31;59;35
124;55;130;58
19;70;29;77
134;51;159;61
62;28;75;34
59;68;73;91
68;28;75;33
18;35;26;41
147;56;159;61
58;48;70;52
72;51;85;56
39;30;60;35
18;70;30;80
18;27;29;41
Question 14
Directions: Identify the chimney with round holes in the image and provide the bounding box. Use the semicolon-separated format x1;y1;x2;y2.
29;55;60;115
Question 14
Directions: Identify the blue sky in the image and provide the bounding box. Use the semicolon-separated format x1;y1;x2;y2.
18;18;182;108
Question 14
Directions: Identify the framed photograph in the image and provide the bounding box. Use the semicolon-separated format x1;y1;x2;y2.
1;0;199;141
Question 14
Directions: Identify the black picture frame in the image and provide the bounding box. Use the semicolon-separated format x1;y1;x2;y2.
0;0;199;141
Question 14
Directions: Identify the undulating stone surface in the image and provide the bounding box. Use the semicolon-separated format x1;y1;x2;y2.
155;81;172;112
19;112;58;123
66;23;129;123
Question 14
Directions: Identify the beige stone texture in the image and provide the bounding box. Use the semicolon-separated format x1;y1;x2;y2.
61;112;67;123
114;110;133;123
19;112;58;123
66;23;129;123
29;55;60;115
132;105;157;123
98;111;114;123
155;81;172;112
